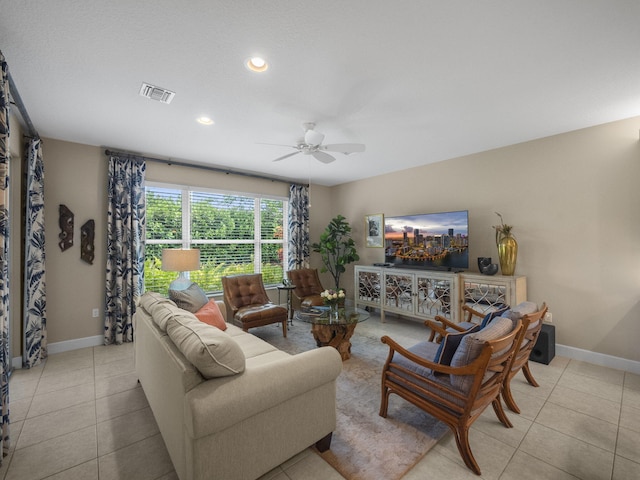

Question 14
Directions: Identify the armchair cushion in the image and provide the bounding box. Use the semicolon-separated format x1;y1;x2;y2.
169;283;209;313
480;305;510;328
391;340;441;378
235;304;287;325
166;315;245;378
501;301;538;322
450;316;514;393
434;324;481;366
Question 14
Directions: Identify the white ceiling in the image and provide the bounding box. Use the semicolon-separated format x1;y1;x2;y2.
2;1;640;186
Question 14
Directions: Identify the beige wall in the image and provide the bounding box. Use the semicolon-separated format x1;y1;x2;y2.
332;116;640;363
33;115;640;366
43;139;108;344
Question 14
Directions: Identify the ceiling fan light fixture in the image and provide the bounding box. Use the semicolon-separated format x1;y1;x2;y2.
304;129;325;146
246;57;268;72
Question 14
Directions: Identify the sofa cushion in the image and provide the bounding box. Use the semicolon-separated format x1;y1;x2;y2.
231;333;279;359
194;299;227;331
166;315;245;378
138;291;180;332
450;316;514;393
169;283;209;313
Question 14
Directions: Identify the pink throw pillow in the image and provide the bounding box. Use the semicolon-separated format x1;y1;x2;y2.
194;300;227;331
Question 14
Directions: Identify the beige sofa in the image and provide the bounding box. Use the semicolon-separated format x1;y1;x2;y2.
134;292;343;480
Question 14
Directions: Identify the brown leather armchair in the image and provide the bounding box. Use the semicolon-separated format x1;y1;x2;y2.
286;268;325;312
221;273;288;337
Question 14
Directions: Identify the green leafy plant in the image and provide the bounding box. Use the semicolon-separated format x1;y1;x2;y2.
312;215;359;291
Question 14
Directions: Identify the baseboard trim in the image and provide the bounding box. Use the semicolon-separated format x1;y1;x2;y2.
11;335;104;370
557;344;640;375
48;335;104;355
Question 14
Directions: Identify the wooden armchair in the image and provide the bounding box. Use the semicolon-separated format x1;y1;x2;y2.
380;317;523;475
221;273;288;337
502;303;548;413
286;268;325;311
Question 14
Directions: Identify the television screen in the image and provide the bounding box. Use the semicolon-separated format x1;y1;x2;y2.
384;210;469;271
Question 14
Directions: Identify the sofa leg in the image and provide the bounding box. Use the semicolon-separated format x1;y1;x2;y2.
315;432;332;452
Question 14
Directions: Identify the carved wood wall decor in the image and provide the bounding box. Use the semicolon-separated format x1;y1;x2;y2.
58;204;74;251
80;219;95;264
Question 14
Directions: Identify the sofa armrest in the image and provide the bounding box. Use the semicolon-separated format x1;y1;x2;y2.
184;346;342;439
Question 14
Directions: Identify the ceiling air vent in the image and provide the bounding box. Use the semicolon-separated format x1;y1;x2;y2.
139;83;175;104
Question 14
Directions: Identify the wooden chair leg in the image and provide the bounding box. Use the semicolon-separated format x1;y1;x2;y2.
521;362;539;387
453;426;481;476
502;379;521;414
282;320;287;338
492;397;513;428
379;384;390;417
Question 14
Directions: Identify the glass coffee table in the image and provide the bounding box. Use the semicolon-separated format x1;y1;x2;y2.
295;306;370;360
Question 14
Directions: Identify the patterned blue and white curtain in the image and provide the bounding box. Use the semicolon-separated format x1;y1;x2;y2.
23;138;47;368
0;49;11;459
104;155;146;344
288;184;310;270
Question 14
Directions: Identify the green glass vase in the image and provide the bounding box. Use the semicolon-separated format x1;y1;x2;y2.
498;234;518;276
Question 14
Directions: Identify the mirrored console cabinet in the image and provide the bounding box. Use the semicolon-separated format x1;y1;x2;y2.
354;265;526;323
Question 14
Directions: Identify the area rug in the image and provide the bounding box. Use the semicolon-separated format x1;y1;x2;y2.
253;318;449;480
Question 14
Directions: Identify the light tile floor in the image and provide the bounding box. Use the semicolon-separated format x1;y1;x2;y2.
3;314;640;480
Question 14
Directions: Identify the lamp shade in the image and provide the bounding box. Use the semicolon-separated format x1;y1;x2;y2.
161;248;200;272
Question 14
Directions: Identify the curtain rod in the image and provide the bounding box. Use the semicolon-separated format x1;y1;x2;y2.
7;71;39;139
104;149;306;187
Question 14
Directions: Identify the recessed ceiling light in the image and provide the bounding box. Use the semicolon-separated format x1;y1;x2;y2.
197;116;214;125
246;57;268;73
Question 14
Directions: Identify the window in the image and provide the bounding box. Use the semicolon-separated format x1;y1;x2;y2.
144;183;288;294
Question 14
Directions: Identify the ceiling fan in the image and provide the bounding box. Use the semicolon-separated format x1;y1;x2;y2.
265;122;366;164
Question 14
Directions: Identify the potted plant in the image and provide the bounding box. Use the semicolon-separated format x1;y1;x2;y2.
312;214;360;291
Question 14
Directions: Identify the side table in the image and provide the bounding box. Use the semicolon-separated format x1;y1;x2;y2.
277;284;296;326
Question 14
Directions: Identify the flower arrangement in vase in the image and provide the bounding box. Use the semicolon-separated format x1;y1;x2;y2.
493;212;517;275
320;288;346;306
321;289;346;320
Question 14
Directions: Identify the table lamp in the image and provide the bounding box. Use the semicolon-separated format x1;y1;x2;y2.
162;248;200;290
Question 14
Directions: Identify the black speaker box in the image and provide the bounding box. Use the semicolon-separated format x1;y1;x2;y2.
530;324;555;365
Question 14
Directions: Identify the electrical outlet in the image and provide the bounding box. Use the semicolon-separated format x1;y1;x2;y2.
92;308;99;318
544;311;552;323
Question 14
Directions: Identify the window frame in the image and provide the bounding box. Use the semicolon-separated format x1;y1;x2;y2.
144;181;289;294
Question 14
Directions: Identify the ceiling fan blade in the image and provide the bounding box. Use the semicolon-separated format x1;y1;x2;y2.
311;151;336;164
272;151;301;162
321;143;366;154
256;142;298;148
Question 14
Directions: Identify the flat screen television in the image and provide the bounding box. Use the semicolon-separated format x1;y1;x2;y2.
384;210;469;271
